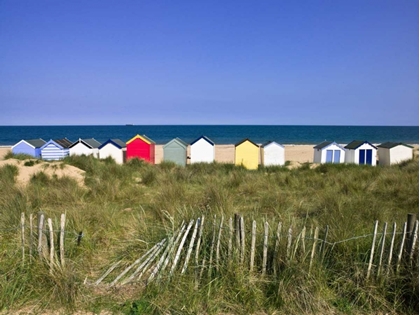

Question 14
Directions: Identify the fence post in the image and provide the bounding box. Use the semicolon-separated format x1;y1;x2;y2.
409;220;418;264
386;222;397;277
29;214;33;262
262;221;269;275
181;218;199;274
377;222;387;279
21;213;25;265
309;226;319;273
37;213;45;259
60;213;65;267
366;220;378;280
396;222;407;273
272;222;282;276
228;217;233;262
48;218;54;273
240;216;246;264
250;220;256;273
215;216;224;272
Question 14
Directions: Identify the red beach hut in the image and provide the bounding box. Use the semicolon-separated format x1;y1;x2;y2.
126;134;155;163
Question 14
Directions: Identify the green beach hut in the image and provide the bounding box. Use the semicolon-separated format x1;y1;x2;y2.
163;138;188;166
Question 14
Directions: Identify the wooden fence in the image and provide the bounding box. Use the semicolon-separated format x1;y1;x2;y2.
92;213;419;287
17;212;67;272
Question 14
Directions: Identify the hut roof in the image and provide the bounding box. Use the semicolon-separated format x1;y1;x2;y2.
70;138;101;149
191;135;215;146
344;140;377;150
314;141;344;150
235;138;259;147
377;142;413;149
53;138;73;148
24;139;46;148
99;139;126;149
164;137;188;148
262;141;284;148
127;134;155;145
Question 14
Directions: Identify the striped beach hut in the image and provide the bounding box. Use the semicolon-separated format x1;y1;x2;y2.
261;141;285;166
69;138;101;158
190;136;215;164
126;134;155;164
313;141;345;164
40;138;72;160
377;142;413;166
344;140;377;166
12;139;46;158
163;138;188;166
98;139;126;164
235;138;259;170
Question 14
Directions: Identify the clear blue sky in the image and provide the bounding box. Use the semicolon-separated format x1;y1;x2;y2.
0;1;418;125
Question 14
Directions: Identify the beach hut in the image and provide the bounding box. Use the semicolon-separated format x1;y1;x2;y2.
98;139;126;164
126;134;155;164
190;136;215;164
40;138;72;160
163;138;188;166
344;140;377;166
313;141;345;164
377;142;413;166
69;138;101;158
11;139;46;158
261;141;285;166
235;138;259;170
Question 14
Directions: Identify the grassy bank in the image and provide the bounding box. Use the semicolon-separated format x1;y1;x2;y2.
0;155;418;314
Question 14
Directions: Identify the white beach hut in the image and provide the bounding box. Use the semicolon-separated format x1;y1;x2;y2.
190;136;215;164
98;139;126;164
69;138;101;158
377;142;413;166
313;141;345;164
261;141;285;166
344;140;377;166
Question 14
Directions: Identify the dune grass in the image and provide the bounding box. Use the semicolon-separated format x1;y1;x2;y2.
0;154;418;314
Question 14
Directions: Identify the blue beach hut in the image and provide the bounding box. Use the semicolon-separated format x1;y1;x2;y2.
12;139;46;158
40;138;72;160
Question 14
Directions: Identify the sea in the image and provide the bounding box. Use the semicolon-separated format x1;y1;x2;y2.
0;125;418;146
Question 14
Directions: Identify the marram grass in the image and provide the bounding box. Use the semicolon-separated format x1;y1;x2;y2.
0;154;418;314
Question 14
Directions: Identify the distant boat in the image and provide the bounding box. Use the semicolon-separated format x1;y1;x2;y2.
125;124;134;126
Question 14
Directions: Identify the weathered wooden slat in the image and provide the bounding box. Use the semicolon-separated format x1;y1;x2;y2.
170;220;195;276
228;217;233;261
215;215;224;271
195;216;205;265
409;220;418;263
95;260;122;286
60;213;65;267
250;220;256;273
21;213;25;265
309;226;319;273
366;220;378;280
262;221;269;275
208;215;217;278
377;222;387;279
48;218;54;273
240;216;245;264
37;213;44;259
272;221;282;276
396;222;407;273
386;222;397;277
112;239;165;286
181;218;200;274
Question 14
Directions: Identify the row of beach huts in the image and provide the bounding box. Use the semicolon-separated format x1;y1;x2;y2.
10;135;414;169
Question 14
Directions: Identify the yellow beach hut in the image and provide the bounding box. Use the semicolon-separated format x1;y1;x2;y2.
235;138;259;170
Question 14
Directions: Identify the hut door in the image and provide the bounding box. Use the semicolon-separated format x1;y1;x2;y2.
333;150;341;163
326;150;333;163
359;150;366;164
366;150;372;165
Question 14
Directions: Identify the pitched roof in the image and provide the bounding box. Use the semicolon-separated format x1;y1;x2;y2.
53;138;72;148
70;138;102;149
235;138;259;147
344;140;377;150
262;141;284;148
313;141;345;150
126;134;155;145
25;139;46;148
164;137;188;148
99;139;126;149
377;142;414;149
191;135;215;146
